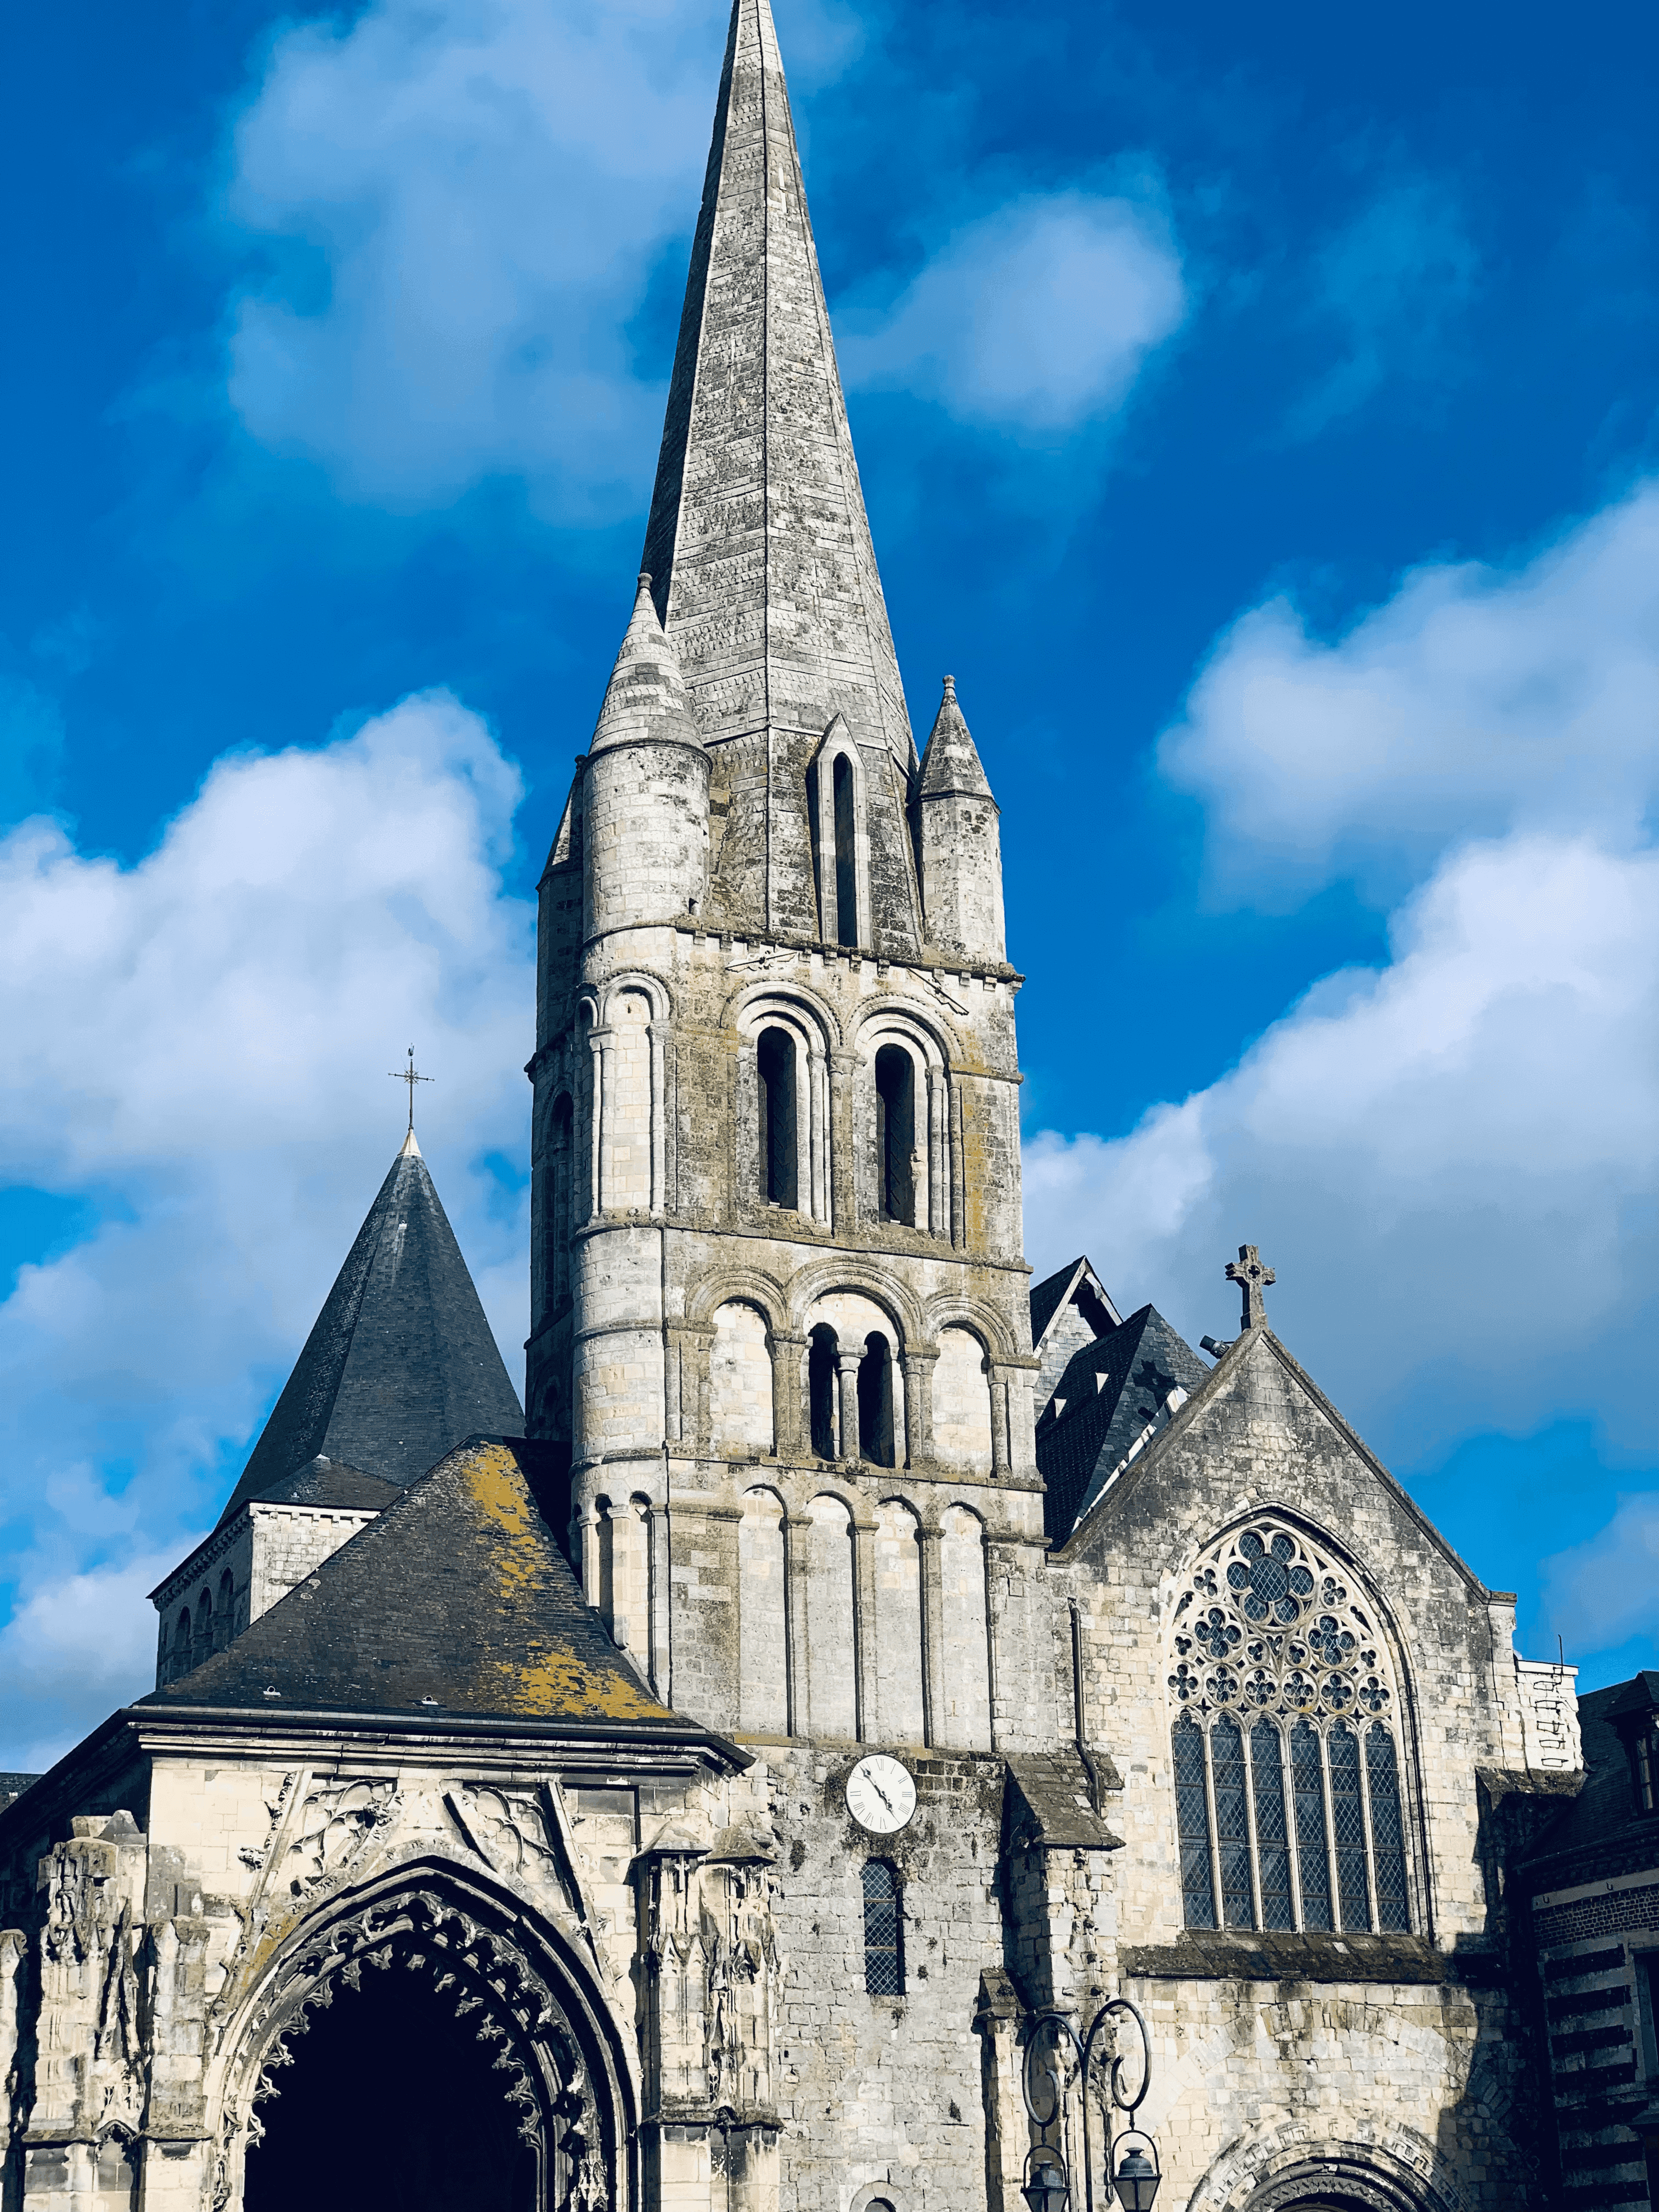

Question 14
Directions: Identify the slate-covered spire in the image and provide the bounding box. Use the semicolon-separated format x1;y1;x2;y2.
640;0;912;769
217;1139;524;1525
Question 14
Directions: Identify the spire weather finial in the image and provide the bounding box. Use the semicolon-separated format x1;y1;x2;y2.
389;1046;433;1143
1225;1244;1276;1330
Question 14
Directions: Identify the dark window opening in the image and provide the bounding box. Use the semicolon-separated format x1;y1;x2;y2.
1637;1954;1659;2079
862;1860;904;1996
857;1331;895;1467
809;1326;839;1459
173;1609;191;1682
193;1592;212;1668
1634;1725;1657;1816
757;1028;798;1207
833;753;857;947
216;1570;234;1651
874;1045;916;1225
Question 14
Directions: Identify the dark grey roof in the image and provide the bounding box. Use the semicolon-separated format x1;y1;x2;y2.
156;1439;697;1732
1029;1256;1122;1353
1035;1304;1211;1541
217;1137;524;1527
252;1456;404;1513
0;1774;40;1811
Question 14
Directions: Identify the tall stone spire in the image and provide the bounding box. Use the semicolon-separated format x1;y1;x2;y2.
641;0;913;776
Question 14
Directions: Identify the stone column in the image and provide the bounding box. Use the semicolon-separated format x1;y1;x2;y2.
829;1051;856;1233
835;1351;862;1465
586;1024;606;1217
853;1510;879;1745
988;1369;1011;1477
919;1522;946;1749
647;1018;668;1214
949;1075;967;1248
900;1348;936;1469
784;1510;812;1737
770;1331;808;1464
808;1048;828;1223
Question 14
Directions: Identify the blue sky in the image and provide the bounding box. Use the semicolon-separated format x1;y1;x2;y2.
1;0;1654;1768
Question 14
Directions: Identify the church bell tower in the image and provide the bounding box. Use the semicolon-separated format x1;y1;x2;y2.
525;0;1045;1750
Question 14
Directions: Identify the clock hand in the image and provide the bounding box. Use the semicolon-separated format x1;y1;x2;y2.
870;1778;894;1812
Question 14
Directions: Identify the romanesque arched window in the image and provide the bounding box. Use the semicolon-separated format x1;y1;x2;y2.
874;1045;915;1224
756;1026;798;1207
857;1331;895;1467
1168;1522;1412;1934
172;1608;191;1681
861;1860;904;1995
808;1324;839;1458
216;1569;234;1650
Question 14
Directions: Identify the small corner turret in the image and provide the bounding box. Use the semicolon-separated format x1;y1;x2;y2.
917;674;1006;962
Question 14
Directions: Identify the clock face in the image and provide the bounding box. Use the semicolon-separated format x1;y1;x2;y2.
844;1755;916;1835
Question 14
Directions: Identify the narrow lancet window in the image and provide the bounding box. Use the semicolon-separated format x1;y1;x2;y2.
1328;1723;1370;1931
862;1861;904;1995
1290;1720;1334;1930
833;753;857;947
1212;1713;1252;1927
1250;1720;1295;1929
1366;1724;1410;1929
1173;1713;1215;1928
874;1046;916;1225
857;1331;895;1467
756;1028;798;1207
808;1325;839;1459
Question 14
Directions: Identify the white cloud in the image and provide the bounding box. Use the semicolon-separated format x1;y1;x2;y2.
1024;832;1657;1464
840;191;1186;431
1288;174;1479;439
1541;1493;1659;1660
222;0;730;511
0;693;535;1766
1159;479;1659;904
0;1551;188;1774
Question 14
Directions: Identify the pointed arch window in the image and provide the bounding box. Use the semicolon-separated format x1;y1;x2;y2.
1167;1522;1413;1934
862;1860;904;1996
833;754;858;947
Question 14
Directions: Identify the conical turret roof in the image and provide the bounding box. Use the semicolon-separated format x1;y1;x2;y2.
216;1137;524;1526
640;0;912;767
919;674;995;801
589;572;702;755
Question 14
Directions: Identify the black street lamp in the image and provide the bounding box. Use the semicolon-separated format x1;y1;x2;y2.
1020;1996;1161;2212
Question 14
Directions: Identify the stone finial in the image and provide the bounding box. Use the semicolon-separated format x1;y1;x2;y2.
1225;1244;1276;1330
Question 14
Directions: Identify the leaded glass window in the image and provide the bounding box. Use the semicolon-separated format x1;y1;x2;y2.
861;1861;904;1996
1167;1521;1413;1934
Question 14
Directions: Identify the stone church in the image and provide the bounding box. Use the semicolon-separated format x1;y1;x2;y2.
0;3;1595;2209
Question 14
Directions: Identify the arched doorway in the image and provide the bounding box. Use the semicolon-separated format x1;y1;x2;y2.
244;1963;535;2211
224;1872;627;2212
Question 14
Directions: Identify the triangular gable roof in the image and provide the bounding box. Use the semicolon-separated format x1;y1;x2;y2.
1055;1326;1489;1596
151;1440;695;1731
1036;1305;1210;1540
1029;1256;1123;1358
217;1138;524;1526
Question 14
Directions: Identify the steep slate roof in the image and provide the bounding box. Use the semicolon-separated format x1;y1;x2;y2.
217;1135;524;1527
1029;1256;1122;1358
251;1455;403;1513
639;0;913;769
153;1440;692;1731
1035;1304;1211;1540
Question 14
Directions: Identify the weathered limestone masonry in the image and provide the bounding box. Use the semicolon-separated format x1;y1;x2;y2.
0;2;1596;2210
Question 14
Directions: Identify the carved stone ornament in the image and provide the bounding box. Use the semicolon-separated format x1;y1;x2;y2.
281;1777;399;1898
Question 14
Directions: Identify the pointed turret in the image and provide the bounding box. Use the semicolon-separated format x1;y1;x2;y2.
582;572;711;939
216;1139;524;1525
917;675;1006;961
639;0;920;946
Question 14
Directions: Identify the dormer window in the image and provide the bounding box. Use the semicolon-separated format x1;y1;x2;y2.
1633;1720;1657;1816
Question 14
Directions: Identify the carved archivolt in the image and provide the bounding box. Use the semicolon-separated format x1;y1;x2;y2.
216;1870;628;2212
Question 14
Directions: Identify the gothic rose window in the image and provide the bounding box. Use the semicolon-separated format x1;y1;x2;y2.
1168;1522;1411;1934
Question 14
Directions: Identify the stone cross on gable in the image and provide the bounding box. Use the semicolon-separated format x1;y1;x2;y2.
1226;1244;1276;1330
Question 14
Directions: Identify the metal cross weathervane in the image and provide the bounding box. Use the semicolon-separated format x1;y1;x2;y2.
1225;1243;1275;1330
389;1046;433;1136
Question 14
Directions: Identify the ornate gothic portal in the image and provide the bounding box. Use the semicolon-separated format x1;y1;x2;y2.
224;1875;623;2212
